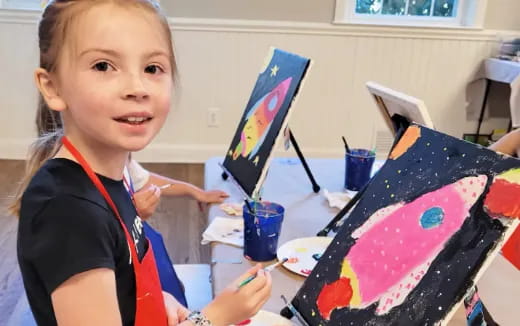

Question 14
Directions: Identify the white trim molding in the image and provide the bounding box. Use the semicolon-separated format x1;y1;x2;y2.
167;17;507;41
1;0;40;10
131;143;345;163
0;8;39;24
0;8;513;41
0;139;344;163
0;138;34;160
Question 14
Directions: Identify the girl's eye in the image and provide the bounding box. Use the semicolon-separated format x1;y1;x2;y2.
93;61;111;72
145;64;163;74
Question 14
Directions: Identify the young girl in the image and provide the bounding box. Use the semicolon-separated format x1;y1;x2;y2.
36;101;228;308
12;1;271;325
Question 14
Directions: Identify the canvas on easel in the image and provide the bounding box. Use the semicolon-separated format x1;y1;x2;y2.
222;47;311;199
366;81;520;271
366;81;435;135
287;124;519;326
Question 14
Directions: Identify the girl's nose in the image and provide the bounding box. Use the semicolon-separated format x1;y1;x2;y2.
122;73;149;101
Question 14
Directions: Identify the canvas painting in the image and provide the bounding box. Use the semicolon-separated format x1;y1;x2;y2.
288;124;519;326
366;81;435;135
222;47;311;198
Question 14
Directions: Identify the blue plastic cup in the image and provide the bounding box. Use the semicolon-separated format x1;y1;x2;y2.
243;201;284;262
345;149;376;191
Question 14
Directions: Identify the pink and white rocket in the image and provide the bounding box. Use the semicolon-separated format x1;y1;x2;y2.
317;175;488;320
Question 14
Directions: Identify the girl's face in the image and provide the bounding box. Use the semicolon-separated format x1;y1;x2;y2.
53;3;173;153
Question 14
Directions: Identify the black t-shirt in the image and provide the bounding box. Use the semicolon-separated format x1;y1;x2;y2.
18;158;148;326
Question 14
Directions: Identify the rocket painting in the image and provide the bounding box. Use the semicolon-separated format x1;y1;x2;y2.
317;174;487;319
230;77;292;161
288;125;520;326
222;48;310;198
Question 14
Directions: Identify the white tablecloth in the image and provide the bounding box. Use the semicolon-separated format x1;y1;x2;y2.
466;58;520;128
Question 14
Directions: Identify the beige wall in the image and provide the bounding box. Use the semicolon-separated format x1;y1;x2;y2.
0;2;518;161
484;0;520;30
163;0;335;22
163;0;520;30
2;12;515;161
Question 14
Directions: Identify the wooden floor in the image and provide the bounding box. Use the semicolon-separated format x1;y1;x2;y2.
0;160;209;325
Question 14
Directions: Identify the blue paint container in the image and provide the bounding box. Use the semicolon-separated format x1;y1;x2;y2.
243;201;284;262
345;148;376;191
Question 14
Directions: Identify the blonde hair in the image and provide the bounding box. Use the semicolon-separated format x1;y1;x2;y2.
10;0;176;216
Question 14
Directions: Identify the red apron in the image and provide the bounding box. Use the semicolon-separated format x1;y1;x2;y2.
62;137;168;326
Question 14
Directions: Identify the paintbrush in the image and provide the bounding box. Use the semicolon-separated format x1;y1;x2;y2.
342;136;351;153
237;258;288;288
264;257;288;272
159;184;173;190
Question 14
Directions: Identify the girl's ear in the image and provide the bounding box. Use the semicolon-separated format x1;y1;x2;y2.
34;68;67;112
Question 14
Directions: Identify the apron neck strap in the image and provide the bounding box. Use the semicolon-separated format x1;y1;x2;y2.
61;136;140;266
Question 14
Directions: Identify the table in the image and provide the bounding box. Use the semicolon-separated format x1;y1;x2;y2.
466;58;520;133
204;157;519;325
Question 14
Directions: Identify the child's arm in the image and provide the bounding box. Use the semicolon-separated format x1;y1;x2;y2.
147;172;229;203
200;264;272;326
169;264;272;326
489;129;520;157
128;158;228;203
128;159;229;219
51;268;122;326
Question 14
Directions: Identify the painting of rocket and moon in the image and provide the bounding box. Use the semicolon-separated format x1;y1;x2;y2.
222;47;310;198
289;124;519;326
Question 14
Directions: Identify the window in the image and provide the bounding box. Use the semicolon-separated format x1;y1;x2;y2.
1;0;41;10
335;0;487;28
356;0;458;17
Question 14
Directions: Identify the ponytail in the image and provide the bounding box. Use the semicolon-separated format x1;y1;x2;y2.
36;95;62;136
9;96;63;216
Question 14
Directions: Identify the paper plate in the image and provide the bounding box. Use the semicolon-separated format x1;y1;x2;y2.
277;236;333;277
235;310;293;326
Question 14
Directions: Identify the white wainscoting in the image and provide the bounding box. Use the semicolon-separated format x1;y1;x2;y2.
0;12;517;162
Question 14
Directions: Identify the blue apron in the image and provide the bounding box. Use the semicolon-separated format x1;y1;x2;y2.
143;221;188;307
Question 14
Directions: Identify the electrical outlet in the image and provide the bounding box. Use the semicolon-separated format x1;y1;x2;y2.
207;107;220;127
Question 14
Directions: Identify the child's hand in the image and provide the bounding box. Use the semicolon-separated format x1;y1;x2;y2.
163;291;190;326
133;184;161;220
202;264;272;326
195;189;229;204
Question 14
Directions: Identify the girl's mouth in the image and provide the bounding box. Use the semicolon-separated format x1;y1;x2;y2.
114;116;152;125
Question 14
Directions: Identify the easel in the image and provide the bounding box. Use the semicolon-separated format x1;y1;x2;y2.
472;80;513;145
473;58;519;141
221;129;321;196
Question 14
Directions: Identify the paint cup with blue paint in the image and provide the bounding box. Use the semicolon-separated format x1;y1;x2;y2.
243;201;284;262
345;148;376;191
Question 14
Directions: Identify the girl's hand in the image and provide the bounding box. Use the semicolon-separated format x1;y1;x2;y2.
195;190;229;204
133;184;161;219
202;264;272;326
163;291;190;326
